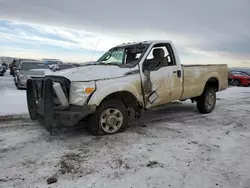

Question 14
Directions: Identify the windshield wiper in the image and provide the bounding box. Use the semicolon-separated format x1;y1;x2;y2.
92;62;120;66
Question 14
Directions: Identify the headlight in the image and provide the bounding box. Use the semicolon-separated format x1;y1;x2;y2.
69;81;95;106
19;74;25;80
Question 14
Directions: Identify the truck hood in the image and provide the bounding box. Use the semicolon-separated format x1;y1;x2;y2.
45;65;134;81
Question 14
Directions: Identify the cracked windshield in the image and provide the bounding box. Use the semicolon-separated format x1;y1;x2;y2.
0;0;249;188
95;44;149;66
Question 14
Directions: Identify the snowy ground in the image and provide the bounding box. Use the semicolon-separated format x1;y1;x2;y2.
0;72;28;116
0;86;250;188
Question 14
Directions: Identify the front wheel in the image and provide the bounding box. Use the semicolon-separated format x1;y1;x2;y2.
88;100;128;135
196;88;216;114
232;79;241;87
16;80;21;90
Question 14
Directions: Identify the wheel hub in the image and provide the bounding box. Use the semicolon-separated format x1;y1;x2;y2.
106;115;117;126
206;93;214;108
100;108;123;134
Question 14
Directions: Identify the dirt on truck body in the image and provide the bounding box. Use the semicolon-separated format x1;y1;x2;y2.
26;40;228;135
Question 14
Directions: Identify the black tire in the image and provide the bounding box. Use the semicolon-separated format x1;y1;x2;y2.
16;80;21;90
232;79;241;87
196;88;216;114
88;100;128;135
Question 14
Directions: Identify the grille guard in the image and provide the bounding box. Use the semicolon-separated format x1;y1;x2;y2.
26;76;71;134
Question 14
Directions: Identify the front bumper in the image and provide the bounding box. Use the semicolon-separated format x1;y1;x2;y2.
18;79;27;88
26;76;96;133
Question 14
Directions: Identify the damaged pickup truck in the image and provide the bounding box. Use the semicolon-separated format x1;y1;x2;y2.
26;40;228;135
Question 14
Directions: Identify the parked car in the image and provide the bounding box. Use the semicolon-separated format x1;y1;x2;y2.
27;40;228;135
52;63;78;71
2;62;8;71
11;58;36;77
43;59;63;70
0;64;5;76
15;60;51;89
9;59;17;75
228;70;250;87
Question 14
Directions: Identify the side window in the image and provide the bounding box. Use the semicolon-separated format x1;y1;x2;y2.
124;50;142;65
143;43;176;71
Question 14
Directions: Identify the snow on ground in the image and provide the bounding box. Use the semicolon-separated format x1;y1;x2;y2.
0;72;28;116
0;88;28;116
0;87;250;188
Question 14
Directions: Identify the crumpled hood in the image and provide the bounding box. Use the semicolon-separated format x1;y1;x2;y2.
45;65;134;81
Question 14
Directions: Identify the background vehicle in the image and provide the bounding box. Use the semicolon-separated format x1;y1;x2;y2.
228;70;250;87
9;59;17;75
12;58;36;77
2;62;8;71
27;40;228;135
15;60;51;89
52;63;78;71
0;64;5;76
42;59;63;70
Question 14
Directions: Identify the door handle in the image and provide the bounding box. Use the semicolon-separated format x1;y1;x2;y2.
173;70;182;78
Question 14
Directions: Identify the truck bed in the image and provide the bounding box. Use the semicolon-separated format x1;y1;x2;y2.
180;64;228;100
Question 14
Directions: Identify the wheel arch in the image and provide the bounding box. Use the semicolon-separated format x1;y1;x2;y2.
88;82;143;108
204;77;219;92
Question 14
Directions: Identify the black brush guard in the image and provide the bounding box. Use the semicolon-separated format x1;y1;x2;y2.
26;76;96;134
26;76;70;134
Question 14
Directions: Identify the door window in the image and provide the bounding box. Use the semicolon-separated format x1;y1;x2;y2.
143;43;176;72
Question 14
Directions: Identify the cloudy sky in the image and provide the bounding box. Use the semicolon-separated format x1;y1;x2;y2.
0;0;249;66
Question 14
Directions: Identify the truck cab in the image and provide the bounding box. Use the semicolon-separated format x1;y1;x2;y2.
26;40;228;135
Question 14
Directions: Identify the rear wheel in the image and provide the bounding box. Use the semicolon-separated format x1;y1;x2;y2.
88;100;128;135
196;88;216;114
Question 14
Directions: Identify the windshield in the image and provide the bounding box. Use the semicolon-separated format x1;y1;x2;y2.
21;62;50;70
96;43;149;67
231;71;250;76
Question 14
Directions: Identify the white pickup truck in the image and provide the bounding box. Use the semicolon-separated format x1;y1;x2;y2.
26;40;228;135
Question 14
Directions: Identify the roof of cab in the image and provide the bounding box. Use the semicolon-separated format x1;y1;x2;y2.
115;40;172;47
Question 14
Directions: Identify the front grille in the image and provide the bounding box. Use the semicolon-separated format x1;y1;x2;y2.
31;76;70;106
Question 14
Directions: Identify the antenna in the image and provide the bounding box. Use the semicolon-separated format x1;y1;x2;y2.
90;38;100;61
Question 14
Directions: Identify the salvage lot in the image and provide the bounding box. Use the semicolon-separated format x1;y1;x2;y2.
0;87;250;188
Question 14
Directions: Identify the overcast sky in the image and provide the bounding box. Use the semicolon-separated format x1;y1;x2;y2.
0;0;249;66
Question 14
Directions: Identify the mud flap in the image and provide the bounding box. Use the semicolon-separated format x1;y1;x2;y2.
26;79;37;120
43;78;54;135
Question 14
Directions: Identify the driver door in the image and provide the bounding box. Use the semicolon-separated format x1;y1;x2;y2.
141;43;183;109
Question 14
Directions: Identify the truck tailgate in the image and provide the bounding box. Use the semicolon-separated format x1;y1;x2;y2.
181;64;228;100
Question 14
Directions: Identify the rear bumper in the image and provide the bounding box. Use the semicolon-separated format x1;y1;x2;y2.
26;76;96;132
